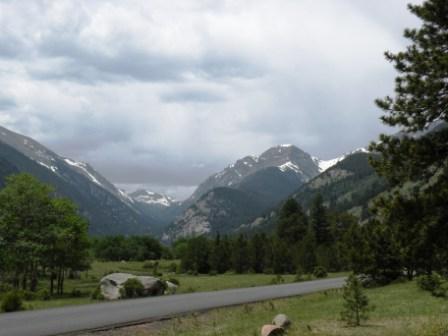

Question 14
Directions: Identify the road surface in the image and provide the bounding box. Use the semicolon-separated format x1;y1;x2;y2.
0;277;345;336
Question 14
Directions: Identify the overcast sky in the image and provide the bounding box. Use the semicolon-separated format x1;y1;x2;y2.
0;0;421;199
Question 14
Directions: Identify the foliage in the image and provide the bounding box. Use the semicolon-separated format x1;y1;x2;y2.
167;278;180;286
121;278;145;298
1;291;23;312
341;274;373;326
0;173;90;295
417;274;444;292
417;273;448;298
91;235;163;262
313;266;328;279
90;286;104;300
369;0;448;278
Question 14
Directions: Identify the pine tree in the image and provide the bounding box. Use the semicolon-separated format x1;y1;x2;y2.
310;195;332;245
277;198;308;244
369;0;448;270
232;234;249;274
297;224;317;273
341;274;372;326
249;233;266;273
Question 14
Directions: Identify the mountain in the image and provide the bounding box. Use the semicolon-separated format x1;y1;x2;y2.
166;145;326;240
240;150;388;234
186;145;320;204
0;125;154;235
129;189;184;235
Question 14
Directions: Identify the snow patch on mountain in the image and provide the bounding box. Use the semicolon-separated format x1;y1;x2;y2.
64;158;102;186
314;147;370;172
130;189;175;207
37;161;58;173
278;161;302;173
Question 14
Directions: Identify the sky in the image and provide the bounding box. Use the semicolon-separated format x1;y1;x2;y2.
0;0;421;200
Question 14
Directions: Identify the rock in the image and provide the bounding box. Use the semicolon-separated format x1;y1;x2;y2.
272;314;291;329
100;273;165;300
165;281;178;294
261;324;284;336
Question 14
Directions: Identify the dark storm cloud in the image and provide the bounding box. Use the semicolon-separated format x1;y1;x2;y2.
0;0;421;199
29;33;264;84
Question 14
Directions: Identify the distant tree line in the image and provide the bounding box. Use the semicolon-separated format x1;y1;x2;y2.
91;235;170;261
0;174;90;295
176;195;360;275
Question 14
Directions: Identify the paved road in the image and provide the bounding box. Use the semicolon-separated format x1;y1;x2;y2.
0;277;345;336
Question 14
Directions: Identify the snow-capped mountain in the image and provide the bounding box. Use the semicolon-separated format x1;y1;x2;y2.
130;189;176;207
313;147;370;173
0;125;154;235
187;144;320;204
166;144;323;240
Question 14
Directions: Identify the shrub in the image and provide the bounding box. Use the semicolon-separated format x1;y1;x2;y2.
340;274;373;326
143;261;154;269
71;288;83;298
431;282;448;298
209;270;218;276
313;266;328;279
294;267;304;282
91;286;104;300
0;283;13;295
121;278;144;298
168;262;178;273
168;278;180;286
1;291;24;312
417;274;443;292
20;290;37;301
270;274;285;285
38;289;51;301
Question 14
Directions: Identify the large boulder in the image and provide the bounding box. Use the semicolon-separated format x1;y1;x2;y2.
100;273;165;300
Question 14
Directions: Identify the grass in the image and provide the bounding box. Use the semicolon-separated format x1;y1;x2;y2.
148;280;448;336
4;260;345;311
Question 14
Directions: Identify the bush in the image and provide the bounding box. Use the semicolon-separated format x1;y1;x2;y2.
0;283;13;295
71;288;83;298
270;274;285;284
417;274;443;292
168;262;178;273
121;278;144;298
38;289;51;301
1;291;24;312
294;267;304;282
20;290;37;301
168;278;180;286
209;270;218;276
431;283;448;298
313;266;328;278
91;286;104;300
143;261;154;269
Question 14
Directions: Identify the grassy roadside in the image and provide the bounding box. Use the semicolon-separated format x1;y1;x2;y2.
142;280;448;336
11;260;346;311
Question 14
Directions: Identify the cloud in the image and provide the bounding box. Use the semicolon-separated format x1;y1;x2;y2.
160;88;226;103
0;0;421;199
0;96;17;110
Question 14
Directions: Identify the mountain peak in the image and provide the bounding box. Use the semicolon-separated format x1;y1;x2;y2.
187;144;320;203
313;147;370;172
129;189;175;207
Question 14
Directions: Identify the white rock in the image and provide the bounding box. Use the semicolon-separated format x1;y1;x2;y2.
100;273;164;300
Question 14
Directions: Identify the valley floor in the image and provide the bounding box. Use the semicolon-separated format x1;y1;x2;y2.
79;281;448;336
19;260;345;311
